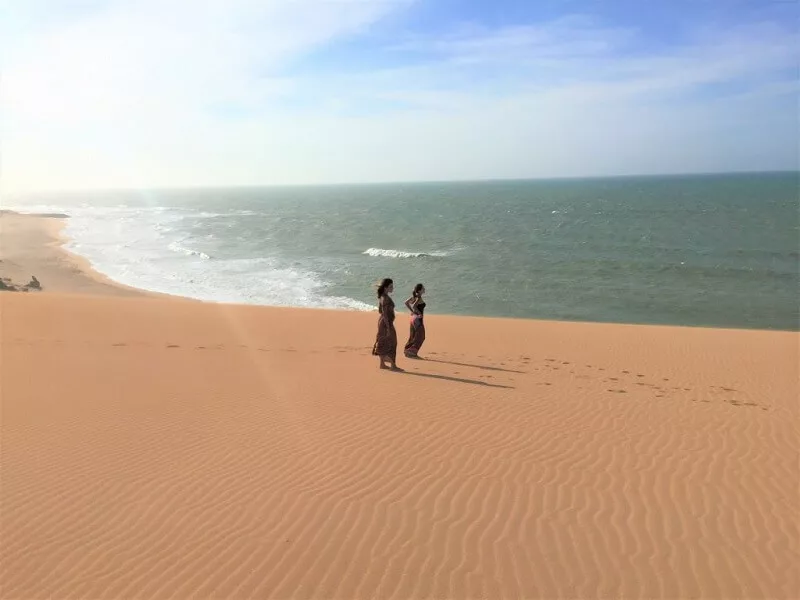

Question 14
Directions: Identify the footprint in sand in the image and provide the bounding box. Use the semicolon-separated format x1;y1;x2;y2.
608;389;627;394
167;345;179;349
726;399;758;408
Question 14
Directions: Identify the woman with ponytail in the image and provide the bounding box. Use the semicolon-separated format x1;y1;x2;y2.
404;283;426;358
372;278;401;370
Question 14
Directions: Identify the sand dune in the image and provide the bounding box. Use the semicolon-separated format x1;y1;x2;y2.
2;291;798;599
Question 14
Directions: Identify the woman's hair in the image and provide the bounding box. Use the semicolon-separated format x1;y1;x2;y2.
412;283;425;298
377;278;393;299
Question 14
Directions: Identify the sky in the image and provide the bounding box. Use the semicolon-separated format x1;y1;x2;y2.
0;0;798;192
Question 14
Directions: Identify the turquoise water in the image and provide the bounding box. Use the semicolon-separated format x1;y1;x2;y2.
9;172;799;330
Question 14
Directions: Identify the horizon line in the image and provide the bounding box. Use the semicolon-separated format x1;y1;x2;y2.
2;168;797;197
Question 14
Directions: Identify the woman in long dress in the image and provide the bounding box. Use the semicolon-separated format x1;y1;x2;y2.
404;283;426;359
372;278;401;370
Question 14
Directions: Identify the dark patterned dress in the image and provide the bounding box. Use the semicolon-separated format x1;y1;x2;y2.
404;301;426;357
372;295;397;361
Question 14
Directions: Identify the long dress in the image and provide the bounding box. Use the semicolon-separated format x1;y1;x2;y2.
372;295;397;361
404;300;426;357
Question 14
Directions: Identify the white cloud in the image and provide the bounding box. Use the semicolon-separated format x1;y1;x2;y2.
2;0;405;122
1;0;412;191
0;2;797;193
391;15;634;60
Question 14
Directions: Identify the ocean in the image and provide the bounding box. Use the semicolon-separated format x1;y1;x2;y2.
6;172;799;330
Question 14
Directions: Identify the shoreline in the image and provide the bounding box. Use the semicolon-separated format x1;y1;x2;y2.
0;210;173;299
2;210;796;332
1;210;148;297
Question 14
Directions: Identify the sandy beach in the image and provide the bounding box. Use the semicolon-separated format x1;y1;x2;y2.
1;213;798;599
0;210;148;296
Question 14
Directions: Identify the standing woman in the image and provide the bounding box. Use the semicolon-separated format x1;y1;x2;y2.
404;283;426;359
372;278;401;370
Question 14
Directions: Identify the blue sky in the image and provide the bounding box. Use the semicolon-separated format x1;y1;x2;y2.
1;0;797;192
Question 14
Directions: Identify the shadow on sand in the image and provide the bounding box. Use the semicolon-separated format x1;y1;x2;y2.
394;369;515;389
419;358;526;374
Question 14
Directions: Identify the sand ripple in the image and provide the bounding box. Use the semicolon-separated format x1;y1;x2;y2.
2;294;798;599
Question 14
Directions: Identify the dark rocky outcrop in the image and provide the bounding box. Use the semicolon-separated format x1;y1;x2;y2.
0;275;43;292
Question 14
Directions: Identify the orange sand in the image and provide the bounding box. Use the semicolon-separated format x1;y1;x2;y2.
1;214;798;599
